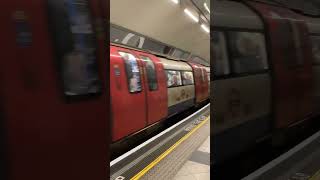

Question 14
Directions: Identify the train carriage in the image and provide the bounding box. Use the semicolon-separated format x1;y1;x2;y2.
110;44;167;142
212;0;316;164
303;16;320;114
212;0;272;163
188;62;210;105
0;0;108;179
110;42;210;143
160;58;196;117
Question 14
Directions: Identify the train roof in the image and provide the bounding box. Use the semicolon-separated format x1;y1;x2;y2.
212;0;264;30
111;43;205;70
159;57;193;71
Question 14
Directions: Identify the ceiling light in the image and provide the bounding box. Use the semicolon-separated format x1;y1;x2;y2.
204;3;210;13
171;0;179;4
201;24;210;33
184;8;199;22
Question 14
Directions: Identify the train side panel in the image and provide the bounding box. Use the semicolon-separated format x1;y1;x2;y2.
247;2;313;129
304;17;320;114
212;0;272;163
188;63;209;104
0;0;108;179
160;58;195;116
201;67;209;100
213;75;271;162
204;66;210;94
167;85;195;115
193;64;203;104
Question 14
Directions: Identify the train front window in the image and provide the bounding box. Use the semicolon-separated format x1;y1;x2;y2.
140;56;158;91
227;31;268;74
47;0;101;97
118;52;142;93
212;31;230;76
181;71;194;85
166;70;182;87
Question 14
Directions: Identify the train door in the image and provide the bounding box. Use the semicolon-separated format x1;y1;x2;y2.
248;2;313;129
201;67;209;100
136;52;168;125
188;63;203;104
110;46;147;141
0;0;108;180
207;69;211;95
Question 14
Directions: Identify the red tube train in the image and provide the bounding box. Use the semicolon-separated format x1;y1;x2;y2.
212;0;320;164
0;0;108;180
110;44;210;142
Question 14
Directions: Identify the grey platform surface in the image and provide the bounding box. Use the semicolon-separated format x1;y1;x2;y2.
243;130;320;180
140;119;210;180
110;105;210;180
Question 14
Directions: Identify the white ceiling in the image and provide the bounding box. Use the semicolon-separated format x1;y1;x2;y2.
110;0;210;63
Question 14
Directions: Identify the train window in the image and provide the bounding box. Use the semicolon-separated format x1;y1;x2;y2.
47;0;101;97
140;56;158;91
212;31;230;76
118;52;142;93
166;70;182;87
181;71;194;85
311;36;320;65
227;32;268;74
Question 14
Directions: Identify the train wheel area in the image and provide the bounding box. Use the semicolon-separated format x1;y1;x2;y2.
110;104;210;180
241;128;320;180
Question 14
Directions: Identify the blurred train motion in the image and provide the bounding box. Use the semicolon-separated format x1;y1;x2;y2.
212;0;320;164
110;44;210;142
0;0;108;180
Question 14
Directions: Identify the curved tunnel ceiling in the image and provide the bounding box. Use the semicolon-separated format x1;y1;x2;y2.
110;0;210;63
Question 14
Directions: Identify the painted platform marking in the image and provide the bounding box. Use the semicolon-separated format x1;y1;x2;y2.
131;116;210;180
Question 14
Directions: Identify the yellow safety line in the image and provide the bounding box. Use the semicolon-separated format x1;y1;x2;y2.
130;116;210;180
310;169;320;180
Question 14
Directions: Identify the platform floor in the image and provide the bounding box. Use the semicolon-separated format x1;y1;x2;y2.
243;130;320;180
110;104;210;180
173;136;210;180
277;138;320;180
139;117;210;180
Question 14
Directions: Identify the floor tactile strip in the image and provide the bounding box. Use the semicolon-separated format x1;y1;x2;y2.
139;118;210;180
